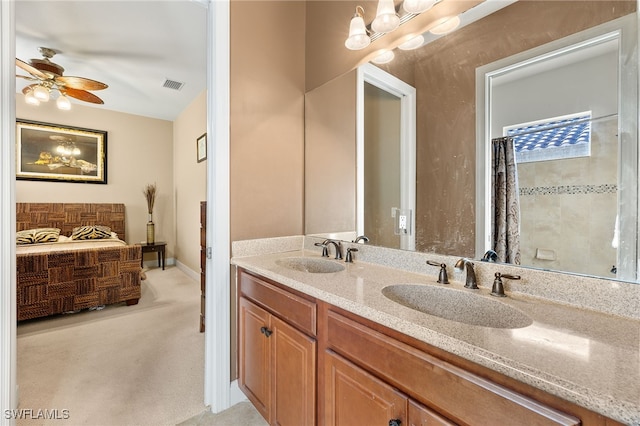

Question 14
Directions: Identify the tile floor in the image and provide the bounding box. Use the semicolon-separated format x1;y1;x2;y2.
178;401;268;426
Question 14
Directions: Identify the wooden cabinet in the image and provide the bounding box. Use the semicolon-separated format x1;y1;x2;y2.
238;269;317;426
321;308;580;426
199;201;206;332
324;349;454;426
237;269;622;426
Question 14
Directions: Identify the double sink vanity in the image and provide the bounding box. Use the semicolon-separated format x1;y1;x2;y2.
231;236;639;426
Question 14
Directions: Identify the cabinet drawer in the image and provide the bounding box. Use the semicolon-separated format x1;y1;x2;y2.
326;310;579;426
239;269;316;336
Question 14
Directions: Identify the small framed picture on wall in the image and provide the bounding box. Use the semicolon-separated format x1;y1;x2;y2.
197;133;207;163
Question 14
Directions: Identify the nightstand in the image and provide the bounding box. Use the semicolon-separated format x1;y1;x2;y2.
141;241;166;270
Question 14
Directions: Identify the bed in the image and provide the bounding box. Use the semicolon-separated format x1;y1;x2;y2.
16;203;142;321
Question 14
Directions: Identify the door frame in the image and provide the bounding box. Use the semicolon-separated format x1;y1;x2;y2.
356;63;416;250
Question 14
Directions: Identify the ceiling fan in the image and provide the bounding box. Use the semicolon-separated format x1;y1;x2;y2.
16;47;108;109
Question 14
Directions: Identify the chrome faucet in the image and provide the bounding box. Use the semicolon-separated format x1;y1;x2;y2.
353;235;369;243
455;258;478;289
323;239;343;260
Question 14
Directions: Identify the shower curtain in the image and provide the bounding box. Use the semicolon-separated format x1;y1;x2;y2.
491;137;521;264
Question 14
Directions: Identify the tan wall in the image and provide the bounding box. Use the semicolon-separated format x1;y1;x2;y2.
173;91;207;273
304;70;357;235
16;95;175;260
230;0;306;243
229;0;306;379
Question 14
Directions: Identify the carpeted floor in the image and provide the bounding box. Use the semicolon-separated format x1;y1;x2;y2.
17;266;207;426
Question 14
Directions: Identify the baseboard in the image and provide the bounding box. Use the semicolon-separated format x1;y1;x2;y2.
229;380;247;406
175;260;200;282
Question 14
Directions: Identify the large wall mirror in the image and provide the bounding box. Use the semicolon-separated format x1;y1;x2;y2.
304;0;639;284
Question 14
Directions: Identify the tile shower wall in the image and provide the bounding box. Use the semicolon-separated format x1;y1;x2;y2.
517;118;618;277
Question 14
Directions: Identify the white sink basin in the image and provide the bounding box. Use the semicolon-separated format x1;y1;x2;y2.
382;284;532;329
276;257;345;273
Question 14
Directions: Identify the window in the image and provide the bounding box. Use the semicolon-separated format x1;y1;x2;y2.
504;112;591;163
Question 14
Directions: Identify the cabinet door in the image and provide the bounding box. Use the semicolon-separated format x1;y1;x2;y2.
324;350;406;426
408;400;457;426
272;315;316;426
239;297;271;423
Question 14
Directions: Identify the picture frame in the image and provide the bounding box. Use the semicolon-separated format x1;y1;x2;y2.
197;132;207;163
16;119;107;184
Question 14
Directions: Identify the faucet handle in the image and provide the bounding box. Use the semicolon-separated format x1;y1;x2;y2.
490;272;521;297
345;247;358;263
314;242;329;257
426;260;449;284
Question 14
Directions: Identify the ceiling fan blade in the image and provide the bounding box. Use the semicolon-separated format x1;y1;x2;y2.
17;74;38;81
16;58;47;79
57;76;108;91
62;87;105;104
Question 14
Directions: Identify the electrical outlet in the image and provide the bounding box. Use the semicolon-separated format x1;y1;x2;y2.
398;215;407;230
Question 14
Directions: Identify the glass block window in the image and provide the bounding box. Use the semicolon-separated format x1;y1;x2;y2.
504;112;591;163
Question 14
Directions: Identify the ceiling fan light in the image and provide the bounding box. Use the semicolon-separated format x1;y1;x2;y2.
345;9;371;50
56;94;71;110
371;50;395;64
398;34;425;50
402;0;436;14
372;0;399;33
25;90;40;106
33;85;50;102
430;15;461;35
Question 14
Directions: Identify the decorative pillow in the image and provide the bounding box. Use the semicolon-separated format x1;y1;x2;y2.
16;228;61;245
71;225;112;240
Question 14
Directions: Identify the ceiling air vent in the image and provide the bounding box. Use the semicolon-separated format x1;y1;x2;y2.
162;78;185;91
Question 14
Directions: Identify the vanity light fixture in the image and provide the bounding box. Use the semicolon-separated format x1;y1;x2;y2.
429;15;461;35
398;34;425;50
402;0;436;14
345;0;441;50
345;6;371;50
371;50;395;64
372;0;400;33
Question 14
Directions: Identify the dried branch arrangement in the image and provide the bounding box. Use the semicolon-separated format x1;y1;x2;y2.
143;183;157;215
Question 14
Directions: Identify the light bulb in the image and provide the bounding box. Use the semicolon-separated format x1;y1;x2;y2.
402;0;436;14
345;10;371;50
430;15;461;35
371;50;395;64
25;90;40;106
56;94;71;110
371;0;399;33
72;147;81;156
398;34;425;50
33;85;50;102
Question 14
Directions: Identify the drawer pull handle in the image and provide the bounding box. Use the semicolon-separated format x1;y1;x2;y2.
260;326;273;337
389;419;401;426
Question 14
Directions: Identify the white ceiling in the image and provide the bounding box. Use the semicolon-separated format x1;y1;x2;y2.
15;0;208;121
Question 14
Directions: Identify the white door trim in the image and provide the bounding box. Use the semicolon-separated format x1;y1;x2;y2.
356;63;416;250
0;1;18;424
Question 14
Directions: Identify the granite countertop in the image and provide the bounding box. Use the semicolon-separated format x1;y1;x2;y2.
231;249;640;425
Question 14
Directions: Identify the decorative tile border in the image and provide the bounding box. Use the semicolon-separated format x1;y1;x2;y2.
520;183;617;196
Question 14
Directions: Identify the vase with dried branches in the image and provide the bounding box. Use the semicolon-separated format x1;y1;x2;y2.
143;183;157;244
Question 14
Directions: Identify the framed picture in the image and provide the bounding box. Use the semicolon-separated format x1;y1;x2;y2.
16;119;107;184
197;132;207;163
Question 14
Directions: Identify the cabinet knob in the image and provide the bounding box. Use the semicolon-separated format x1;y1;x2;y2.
389;419;402;426
260;326;273;337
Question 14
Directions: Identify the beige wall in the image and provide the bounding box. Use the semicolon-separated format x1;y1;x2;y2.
173;91;207;273
16;95;175;261
230;1;306;243
304;70;357;235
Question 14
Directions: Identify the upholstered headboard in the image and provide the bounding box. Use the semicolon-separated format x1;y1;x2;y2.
16;203;127;242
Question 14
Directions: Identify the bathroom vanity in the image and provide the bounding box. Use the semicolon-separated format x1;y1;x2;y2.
232;237;639;426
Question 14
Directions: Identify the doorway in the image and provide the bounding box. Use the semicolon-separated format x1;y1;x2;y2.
357;63;416;251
